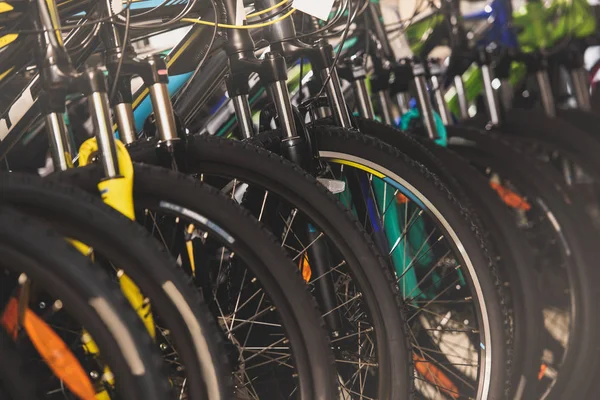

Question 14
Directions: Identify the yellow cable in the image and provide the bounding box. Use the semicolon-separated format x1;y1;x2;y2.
181;8;295;29
246;0;289;18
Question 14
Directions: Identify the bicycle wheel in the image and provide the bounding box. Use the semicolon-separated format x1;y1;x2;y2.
346;117;543;399
127;134;414;399
445;125;600;399
52;163;339;400
281;124;511;399
1;172;232;400
0;205;170;400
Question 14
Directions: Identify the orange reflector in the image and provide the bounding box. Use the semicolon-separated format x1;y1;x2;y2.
2;297;97;400
396;192;409;204
413;353;459;399
538;363;547;380
489;181;531;211
298;255;312;282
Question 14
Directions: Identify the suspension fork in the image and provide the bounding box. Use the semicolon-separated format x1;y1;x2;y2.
338;56;375;119
295;39;354;129
101;6;184;170
222;0;343;334
526;54;557;118
428;59;453;126
563;47;592;110
412;59;439;140
477;48;503;127
389;60;413;116
366;45;396;126
569;67;591;111
30;0;152;390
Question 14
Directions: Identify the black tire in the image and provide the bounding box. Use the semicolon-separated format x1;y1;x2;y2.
309;125;511;400
349;117;543;400
0;206;171;400
557;108;600;144
445;125;600;399
476;109;600;181
49;163;339;400
0;328;40;400
128;134;414;399
0;172;232;400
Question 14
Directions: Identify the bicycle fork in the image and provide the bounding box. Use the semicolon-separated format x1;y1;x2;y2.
222;0;344;335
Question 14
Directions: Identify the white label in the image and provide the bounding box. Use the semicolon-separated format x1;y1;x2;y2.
292;0;334;21
0;85;35;141
235;0;246;26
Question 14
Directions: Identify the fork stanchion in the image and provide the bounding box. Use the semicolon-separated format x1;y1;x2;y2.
429;59;453;126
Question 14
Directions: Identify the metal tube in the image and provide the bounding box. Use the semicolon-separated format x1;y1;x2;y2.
316;107;329;119
376;90;395;125
269;80;297;138
321;67;353;128
396;92;410;115
414;75;438;139
352;79;375;119
570;67;591;110
45;112;72;171
88;91;120;178
454;75;469;120
150;82;178;142
430;75;452;126
115;103;136;145
536;70;556;118
481;64;502;126
231;94;254;139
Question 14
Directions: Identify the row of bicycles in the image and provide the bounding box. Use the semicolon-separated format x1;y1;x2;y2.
1;0;600;398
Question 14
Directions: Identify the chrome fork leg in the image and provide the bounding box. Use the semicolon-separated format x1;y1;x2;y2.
536;70;557;118
45;111;73;171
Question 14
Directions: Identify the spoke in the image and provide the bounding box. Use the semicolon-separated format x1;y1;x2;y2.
147;211;169;250
339;385;376;400
411;323;476;391
367;174;385;225
396;230;441;284
292;232;325;262
258;190;269;222
308;260;347;285
418;350;476;390
407;278;461;323
335;359;378;367
402;251;453;300
242;337;287;363
243;353;293;371
242;292;266;350
280;208;298;247
331;327;374;343
178;378;187;400
413;344;475;365
409;305;477;331
408;326;444;397
228;307;280;333
234;288;264;318
229;269;249;333
235;370;261;399
323;293;362;317
389;208;423;257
